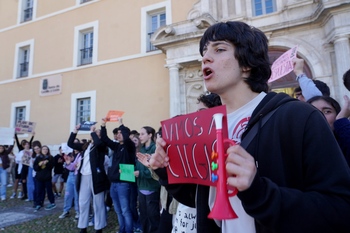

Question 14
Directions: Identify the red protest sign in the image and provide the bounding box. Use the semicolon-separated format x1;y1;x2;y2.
105;110;124;122
161;105;228;186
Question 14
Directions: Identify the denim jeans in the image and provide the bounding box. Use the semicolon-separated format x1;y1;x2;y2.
0;167;7;198
27;167;35;201
110;182;133;233
63;172;79;213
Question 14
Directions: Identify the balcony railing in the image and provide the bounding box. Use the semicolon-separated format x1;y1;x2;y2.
80;47;93;65
19;62;29;77
147;32;158;52
23;8;33;22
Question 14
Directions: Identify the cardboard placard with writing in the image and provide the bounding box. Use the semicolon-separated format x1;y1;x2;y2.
79;121;97;131
15;121;36;134
0;127;15;145
105;110;124;122
161;105;228;186
268;46;298;83
21;150;32;166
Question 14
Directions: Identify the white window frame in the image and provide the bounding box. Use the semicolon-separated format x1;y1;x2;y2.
73;21;99;67
17;0;37;23
70;91;96;133
76;0;93;5
11;100;31;137
252;0;276;16
13;39;35;79
141;2;172;53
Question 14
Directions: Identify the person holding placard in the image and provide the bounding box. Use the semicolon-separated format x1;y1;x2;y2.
151;21;350;233
100;117;135;233
68;125;109;233
10;133;34;199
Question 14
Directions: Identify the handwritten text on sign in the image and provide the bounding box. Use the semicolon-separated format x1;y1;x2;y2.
161;105;228;186
268;45;298;83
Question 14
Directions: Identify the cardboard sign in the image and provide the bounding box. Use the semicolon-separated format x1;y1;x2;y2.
61;143;73;154
21;150;32;166
79;121;97;131
119;164;135;182
161;105;227;186
0;127;15;145
172;203;197;233
15;121;36;134
268;46;298;83
105;110;124;122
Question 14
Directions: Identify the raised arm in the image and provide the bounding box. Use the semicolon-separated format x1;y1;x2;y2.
293;58;322;101
67;125;84;151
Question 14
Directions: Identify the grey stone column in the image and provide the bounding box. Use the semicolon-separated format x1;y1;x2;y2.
167;63;182;117
333;35;350;104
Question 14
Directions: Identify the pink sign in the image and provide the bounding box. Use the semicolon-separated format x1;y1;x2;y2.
268;46;298;83
161;105;228;186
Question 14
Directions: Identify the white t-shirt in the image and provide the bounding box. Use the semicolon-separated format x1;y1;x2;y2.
209;92;266;233
80;143;92;175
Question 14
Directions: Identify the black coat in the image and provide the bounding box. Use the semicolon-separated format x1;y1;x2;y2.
67;132;109;195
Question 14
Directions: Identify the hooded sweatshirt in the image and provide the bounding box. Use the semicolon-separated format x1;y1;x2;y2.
157;92;350;233
100;124;136;183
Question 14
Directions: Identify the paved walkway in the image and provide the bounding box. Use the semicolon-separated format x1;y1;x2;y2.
0;195;65;229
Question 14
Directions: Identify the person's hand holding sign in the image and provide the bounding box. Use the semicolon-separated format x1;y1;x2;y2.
73;124;80;134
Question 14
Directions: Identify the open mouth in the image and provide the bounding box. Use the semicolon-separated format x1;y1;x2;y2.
203;67;213;77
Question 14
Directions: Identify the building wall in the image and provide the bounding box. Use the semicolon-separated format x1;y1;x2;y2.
1;0;350;150
0;0;199;147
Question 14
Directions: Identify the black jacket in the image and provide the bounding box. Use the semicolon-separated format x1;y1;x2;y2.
0;145;13;170
157;92;350;233
34;155;54;182
100;125;136;183
67;131;109;195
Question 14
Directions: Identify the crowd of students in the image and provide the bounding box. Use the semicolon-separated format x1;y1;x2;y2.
1;20;350;233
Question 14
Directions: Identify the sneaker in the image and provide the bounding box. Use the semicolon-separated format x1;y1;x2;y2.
25;198;31;202
133;228;142;233
75;213;79;220
7;184;13;187
1;197;5;201
17;192;23;199
34;205;41;212
59;211;70;219
45;203;56;210
57;192;62;197
21;195;28;200
88;220;94;226
10;193;16;199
